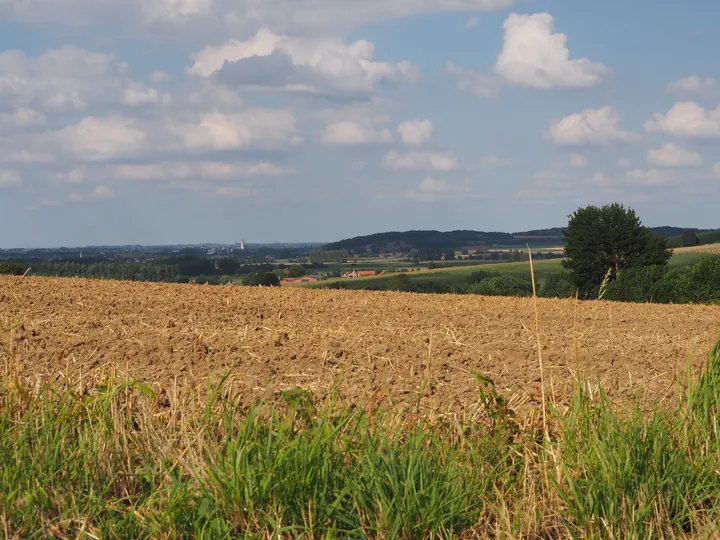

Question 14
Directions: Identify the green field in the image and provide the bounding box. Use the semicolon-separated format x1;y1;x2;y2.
306;251;719;291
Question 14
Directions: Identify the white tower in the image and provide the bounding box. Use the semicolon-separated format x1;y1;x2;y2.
240;240;245;251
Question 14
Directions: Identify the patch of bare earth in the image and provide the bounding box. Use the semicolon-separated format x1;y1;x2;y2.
2;276;718;419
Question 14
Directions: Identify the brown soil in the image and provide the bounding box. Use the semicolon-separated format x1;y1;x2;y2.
2;276;719;418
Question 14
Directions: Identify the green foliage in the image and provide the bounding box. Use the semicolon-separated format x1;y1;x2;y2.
242;272;281;287
0;262;24;275
604;265;669;303
466;269;497;285
682;230;700;247
539;272;576;298
563;203;672;298
664;256;720;304
287;264;306;278
388;273;411;292
468;275;532;297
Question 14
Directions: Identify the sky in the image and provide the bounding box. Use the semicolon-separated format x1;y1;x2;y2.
1;0;719;247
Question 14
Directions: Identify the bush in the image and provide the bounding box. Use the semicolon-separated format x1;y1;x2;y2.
539;272;576;298
665;256;720;304
242;272;281;287
604;265;669;303
466;270;497;285
469;276;532;297
0;262;24;276
388;274;411;292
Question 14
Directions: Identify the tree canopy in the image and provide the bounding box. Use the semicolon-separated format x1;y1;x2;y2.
562;203;672;298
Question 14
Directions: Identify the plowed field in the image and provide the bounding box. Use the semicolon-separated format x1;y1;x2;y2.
2;276;719;417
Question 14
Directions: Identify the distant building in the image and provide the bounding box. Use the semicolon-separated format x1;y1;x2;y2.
240;240;245;250
343;270;377;279
280;276;321;286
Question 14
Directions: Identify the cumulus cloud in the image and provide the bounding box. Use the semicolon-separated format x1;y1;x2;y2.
383;150;461;171
450;12;609;98
58;116;148;161
569;153;587;167
190;28;418;96
321;121;392;145
397;119;433;145
122;83;172;107
0;0;516;37
404;176;451;202
180;109;301;151
0;170;22;188
495;13;610;89
69;185;116;202
546;106;639;146
624;168;676;186
114;161;294;181
647;143;703;167
644;102;720;138
666;76;717;97
0;107;47;128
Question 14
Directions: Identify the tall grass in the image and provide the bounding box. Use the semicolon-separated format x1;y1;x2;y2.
3;322;720;538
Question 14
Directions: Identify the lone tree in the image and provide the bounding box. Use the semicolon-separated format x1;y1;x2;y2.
562;203;671;298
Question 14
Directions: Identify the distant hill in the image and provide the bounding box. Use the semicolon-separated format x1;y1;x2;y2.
325;226;714;254
323;230;517;253
513;226;709;239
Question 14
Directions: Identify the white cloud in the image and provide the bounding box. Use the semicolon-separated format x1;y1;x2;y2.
190;28;417;96
404;176;451;202
108;161;295;180
149;70;170;82
384;150;461;171
480;155;511;168
58;116;147;161
666;76;717;97
69;185;116;202
546;106;639;146
569;153;587;168
0;107;47;128
450;12;609;99
588;172;614;187
0;0;516;36
644;102;720;138
181;109;301;151
4;150;55;164
397;119;433;145
53;168;87;184
122;83;172;107
0;46;129;112
495;13;610;89
617;157;633;168
39;199;63;207
0;170;22;188
446;61;504;98
465;16;480;29
646;143;703;167
321;121;393;145
624;168;676;186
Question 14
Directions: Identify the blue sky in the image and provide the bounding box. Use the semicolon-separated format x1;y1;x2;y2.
1;0;719;247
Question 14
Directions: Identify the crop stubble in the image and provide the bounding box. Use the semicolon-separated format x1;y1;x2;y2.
1;276;719;418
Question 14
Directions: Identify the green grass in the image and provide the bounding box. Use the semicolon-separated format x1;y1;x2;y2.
308;259;565;290
308;252;720;292
3;321;720;537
